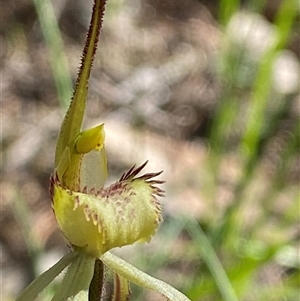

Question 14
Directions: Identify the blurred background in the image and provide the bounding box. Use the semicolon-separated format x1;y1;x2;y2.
1;0;299;300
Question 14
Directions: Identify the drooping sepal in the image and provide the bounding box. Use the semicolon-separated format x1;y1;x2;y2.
50;162;164;257
16;252;78;301
101;252;192;301
51;251;95;301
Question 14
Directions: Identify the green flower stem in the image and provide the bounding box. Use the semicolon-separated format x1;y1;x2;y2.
51;250;95;301
101;252;191;301
16;251;78;301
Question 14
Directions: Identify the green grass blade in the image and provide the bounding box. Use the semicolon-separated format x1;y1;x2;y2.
33;0;72;109
184;218;238;301
240;0;298;163
219;0;240;25
11;188;43;277
211;0;298;247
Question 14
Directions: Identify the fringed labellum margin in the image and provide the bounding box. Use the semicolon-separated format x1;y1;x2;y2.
51;162;164;257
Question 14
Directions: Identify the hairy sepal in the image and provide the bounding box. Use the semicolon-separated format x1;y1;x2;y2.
55;0;107;167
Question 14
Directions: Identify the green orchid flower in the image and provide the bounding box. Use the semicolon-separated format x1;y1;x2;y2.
16;0;191;300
